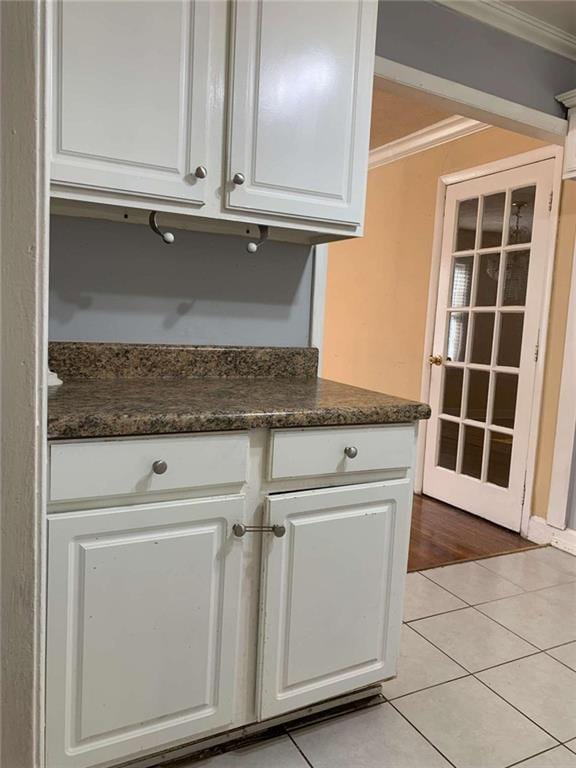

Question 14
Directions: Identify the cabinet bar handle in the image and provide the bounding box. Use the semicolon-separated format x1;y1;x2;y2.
233;523;286;538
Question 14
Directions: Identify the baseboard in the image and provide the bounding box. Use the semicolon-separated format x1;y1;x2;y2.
527;515;576;555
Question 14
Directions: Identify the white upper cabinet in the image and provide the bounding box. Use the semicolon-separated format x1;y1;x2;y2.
257;480;412;719
50;0;377;238
51;0;211;206
226;0;377;225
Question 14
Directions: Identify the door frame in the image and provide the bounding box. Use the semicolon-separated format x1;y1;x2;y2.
546;235;576;531
1;2;50;766
415;146;563;537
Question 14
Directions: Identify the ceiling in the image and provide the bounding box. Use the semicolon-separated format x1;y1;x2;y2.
370;87;455;149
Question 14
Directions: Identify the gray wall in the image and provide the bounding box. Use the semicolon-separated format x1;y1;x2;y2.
377;2;576;118
49;216;313;347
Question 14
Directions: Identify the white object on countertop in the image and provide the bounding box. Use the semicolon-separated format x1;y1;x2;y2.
48;368;62;387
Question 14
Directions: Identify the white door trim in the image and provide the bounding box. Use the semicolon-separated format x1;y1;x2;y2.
374;56;567;145
527;516;576;556
0;1;50;766
416;146;563;539
546;236;576;530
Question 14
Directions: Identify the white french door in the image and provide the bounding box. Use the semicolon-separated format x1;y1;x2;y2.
423;159;555;531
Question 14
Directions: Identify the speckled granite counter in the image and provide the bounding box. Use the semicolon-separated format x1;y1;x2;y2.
48;343;430;440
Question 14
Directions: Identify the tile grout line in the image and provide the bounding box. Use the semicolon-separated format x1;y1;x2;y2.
406;619;541;677
285;729;314;768
419;560;576;607
543;648;576;676
420;562;527;600
471;674;563;746
384;671;472;703
400;625;565;746
407;604;542;660
505;744;566;767
468;604;545;651
388;699;459;768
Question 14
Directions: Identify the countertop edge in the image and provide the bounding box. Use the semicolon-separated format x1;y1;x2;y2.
48;404;431;441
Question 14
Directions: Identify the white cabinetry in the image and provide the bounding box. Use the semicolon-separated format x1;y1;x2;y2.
51;0;212;206
258;480;412;719
226;0;376;225
46;495;244;768
46;424;415;767
50;0;377;239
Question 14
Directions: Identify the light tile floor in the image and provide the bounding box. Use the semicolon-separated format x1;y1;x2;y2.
180;547;576;768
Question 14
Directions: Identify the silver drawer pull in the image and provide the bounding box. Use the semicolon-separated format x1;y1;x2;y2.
152;460;168;475
344;446;358;459
233;523;286;538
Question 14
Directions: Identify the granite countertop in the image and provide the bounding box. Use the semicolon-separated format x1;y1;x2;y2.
48;343;431;440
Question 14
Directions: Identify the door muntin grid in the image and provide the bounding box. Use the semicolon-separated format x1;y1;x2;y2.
436;185;534;488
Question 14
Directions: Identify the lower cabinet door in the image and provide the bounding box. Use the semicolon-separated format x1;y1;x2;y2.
257;480;412;719
46;495;244;768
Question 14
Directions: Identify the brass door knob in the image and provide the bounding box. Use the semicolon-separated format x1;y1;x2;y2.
428;354;443;366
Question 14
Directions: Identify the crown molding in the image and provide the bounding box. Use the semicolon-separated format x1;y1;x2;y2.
436;0;576;62
369;116;489;169
557;88;576;109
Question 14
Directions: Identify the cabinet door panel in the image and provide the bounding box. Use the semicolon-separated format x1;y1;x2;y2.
257;481;412;719
227;0;376;225
46;496;243;768
51;0;210;204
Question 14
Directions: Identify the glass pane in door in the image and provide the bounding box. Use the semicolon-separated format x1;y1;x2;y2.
508;186;535;245
438;420;459;470
451;256;474;306
476;253;500;306
442;368;464;416
487;432;513;487
461;426;484;479
446;312;468;362
470;313;495;364
503;250;530;306
498;314;524;367
492;373;518;428
466;370;489;422
456;198;478;251
481;192;505;248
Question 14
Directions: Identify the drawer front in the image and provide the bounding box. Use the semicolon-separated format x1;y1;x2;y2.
269;425;415;481
50;433;249;503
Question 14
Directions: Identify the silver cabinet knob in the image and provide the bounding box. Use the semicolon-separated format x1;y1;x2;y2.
232;172;245;185
152;460;168;475
344;446;358;459
194;165;207;179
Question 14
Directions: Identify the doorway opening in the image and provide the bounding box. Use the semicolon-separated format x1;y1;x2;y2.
319;79;569;568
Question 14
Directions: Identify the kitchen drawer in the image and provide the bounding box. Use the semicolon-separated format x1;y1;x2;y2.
50;433;249;503
269;425;415;481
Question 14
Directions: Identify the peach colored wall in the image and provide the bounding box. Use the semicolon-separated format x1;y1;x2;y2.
322;127;575;518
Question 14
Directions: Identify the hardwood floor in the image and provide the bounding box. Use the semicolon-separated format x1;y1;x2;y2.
408;494;537;572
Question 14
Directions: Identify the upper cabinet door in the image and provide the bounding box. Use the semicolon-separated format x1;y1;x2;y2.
257;480;412;720
226;0;377;226
51;0;211;206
